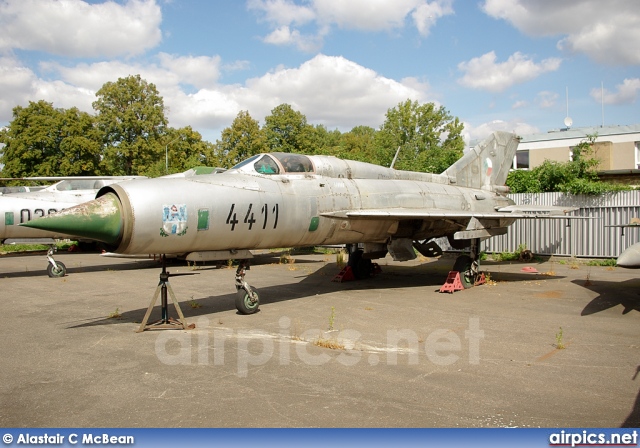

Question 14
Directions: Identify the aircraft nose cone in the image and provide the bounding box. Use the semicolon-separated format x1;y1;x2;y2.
616;242;640;269
21;193;123;246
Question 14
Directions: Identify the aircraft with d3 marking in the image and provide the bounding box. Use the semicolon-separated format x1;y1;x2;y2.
24;131;577;314
2;168;222;277
0;176;146;277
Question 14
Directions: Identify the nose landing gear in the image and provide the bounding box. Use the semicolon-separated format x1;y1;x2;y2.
46;246;66;278
235;260;260;314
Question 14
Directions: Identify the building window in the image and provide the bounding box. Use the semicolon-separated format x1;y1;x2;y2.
636;142;640;169
514;150;529;169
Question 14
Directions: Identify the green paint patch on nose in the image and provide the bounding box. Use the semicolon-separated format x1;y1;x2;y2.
21;193;123;245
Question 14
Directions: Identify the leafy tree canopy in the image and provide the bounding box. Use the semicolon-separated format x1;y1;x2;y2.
375;100;465;173
215;111;267;167
92;74;167;176
263;104;315;154
0;100;102;179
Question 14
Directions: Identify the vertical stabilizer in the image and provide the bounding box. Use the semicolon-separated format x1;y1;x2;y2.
442;131;519;189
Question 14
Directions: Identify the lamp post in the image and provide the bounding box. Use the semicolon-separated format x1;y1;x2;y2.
165;137;180;174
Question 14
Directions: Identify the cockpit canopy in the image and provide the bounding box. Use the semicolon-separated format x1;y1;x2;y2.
231;153;314;175
47;179;109;191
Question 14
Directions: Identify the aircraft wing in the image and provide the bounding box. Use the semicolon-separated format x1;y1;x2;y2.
321;206;579;220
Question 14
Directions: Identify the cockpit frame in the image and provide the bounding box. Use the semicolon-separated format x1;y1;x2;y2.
231;153;315;175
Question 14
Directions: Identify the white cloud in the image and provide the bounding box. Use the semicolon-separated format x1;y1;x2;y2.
247;0;315;26
412;0;454;37
0;55;96;115
464;119;539;144
0;0;162;58
591;78;640;105
482;0;640;65
229;54;431;130
40;53;225;95
249;0;454;51
157;53;222;90
163;55;432;135
222;60;252;73
1;54;431;140
457;51;561;93
262;25;324;52
313;0;422;31
511;100;528;109
535;91;558;109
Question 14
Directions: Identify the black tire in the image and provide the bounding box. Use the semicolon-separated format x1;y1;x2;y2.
452;255;474;288
235;286;260;314
47;261;66;278
348;249;372;279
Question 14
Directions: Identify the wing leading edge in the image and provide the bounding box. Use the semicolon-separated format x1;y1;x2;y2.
321;205;579;220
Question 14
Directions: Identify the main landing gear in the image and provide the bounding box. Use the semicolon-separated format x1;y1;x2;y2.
46;246;66;278
451;238;483;289
235;260;260;314
345;244;375;280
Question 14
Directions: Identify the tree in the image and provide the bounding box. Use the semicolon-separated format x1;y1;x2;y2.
337;125;378;162
309;124;342;156
144;126;219;177
92;74;167;175
57;107;103;175
0;100;101;178
215;111;267;167
263;104;314;153
376;99;464;173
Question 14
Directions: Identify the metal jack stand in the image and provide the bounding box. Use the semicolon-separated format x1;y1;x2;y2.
136;255;195;332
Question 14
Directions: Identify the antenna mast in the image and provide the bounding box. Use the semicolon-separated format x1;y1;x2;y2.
563;87;572;129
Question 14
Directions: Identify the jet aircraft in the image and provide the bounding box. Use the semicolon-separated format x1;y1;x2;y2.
2;169;224;277
24;132;577;314
606;221;640;268
0;177;146;276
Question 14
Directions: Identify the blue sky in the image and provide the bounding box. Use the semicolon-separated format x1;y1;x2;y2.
0;0;638;145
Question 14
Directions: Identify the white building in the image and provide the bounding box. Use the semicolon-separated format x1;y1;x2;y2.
515;124;640;178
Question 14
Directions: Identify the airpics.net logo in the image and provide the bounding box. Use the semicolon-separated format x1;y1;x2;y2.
549;430;638;447
154;316;484;377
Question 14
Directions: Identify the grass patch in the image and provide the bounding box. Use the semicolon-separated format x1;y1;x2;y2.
489;244;529;262
586;258;617;267
314;338;345;350
0;240;77;254
555;327;565;350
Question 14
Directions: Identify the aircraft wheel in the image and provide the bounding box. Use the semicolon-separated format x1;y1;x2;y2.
348;249;372;279
235;286;260;314
47;261;67;278
452;255;474;288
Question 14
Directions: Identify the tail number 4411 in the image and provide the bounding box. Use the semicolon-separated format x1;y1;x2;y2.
226;203;279;231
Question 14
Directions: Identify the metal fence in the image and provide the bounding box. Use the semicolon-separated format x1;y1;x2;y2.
481;191;640;258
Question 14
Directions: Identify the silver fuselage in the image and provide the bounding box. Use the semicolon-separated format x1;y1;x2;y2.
103;161;515;255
